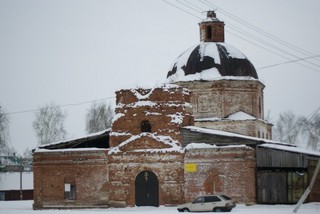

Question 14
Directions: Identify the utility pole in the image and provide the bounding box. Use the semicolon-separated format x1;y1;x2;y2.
293;159;320;213
19;157;23;200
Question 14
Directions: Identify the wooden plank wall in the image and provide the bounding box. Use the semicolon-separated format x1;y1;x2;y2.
257;147;308;168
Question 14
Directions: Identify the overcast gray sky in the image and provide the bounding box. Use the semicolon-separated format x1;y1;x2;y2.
1;0;320;155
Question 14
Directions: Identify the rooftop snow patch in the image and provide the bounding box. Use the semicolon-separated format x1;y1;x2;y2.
185;143;251;150
259;144;320;158
183;126;294;146
38;129;110;150
226;111;256;120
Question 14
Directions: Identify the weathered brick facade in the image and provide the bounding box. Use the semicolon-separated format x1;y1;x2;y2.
33;149;109;209
32;10;320;209
108;152;185;207
184;146;256;203
177;79;265;120
177;79;272;138
33;84;261;209
110;85;193;148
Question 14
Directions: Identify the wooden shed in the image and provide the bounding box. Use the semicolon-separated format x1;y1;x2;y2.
257;144;320;204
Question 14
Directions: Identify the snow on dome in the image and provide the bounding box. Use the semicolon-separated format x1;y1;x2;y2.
166;42;258;83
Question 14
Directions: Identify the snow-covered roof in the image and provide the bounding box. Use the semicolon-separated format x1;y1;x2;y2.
259;144;320;158
183;126;292;146
226;111;256;120
0;172;33;190
185;142;251;150
35;148;109;153
183;126;320;157
38;129;110;150
166;42;258;83
195;111;259;123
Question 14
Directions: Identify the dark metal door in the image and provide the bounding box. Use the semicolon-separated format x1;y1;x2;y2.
135;171;159;207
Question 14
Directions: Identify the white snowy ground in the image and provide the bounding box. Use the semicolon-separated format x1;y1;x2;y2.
0;201;320;214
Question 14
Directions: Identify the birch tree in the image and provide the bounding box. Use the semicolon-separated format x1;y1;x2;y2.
33;103;67;145
300;111;320;151
86;102;113;134
0;105;10;154
273;111;303;145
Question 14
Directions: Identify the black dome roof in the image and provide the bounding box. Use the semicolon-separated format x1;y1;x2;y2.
166;42;258;83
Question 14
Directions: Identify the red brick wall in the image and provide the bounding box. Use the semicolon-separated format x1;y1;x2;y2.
107;86;195;207
108;151;185;207
33;150;109;209
110;85;193;148
184;146;256;204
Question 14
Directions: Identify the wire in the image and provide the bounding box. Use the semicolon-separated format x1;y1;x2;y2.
257;55;320;70
168;0;320;72
163;0;202;19
5;96;116;116
200;0;320;62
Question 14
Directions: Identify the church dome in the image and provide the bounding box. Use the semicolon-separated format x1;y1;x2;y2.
166;11;258;83
166;42;258;83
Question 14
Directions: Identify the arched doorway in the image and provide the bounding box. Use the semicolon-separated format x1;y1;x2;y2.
135;170;159;207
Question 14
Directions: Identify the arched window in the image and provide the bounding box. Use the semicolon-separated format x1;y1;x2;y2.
140;120;151;133
206;26;212;40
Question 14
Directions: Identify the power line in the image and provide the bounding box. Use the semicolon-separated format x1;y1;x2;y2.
163;0;202;19
257;55;320;70
166;0;320;72
5;96;115;116
200;0;320;63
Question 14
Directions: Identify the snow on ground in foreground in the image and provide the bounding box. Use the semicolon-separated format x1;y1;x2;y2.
0;201;319;214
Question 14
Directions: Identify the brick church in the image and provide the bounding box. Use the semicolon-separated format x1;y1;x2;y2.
33;11;320;209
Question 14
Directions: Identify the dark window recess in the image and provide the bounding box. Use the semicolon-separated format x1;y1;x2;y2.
140;120;151;132
206;26;212;39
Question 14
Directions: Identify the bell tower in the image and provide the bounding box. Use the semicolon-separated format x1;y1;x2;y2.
199;11;225;42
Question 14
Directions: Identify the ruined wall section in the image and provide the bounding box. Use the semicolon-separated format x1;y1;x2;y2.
110;85;194;148
184;146;256;204
33;149;109;209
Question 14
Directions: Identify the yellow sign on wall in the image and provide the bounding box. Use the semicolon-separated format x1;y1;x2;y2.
185;163;197;172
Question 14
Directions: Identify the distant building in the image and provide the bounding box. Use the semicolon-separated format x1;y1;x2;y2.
32;11;320;209
0;156;32;173
0;172;33;201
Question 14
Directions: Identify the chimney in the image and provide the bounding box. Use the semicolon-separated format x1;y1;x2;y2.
199;11;225;42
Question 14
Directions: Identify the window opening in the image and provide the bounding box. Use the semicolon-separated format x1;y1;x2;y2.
140;120;151;132
206;26;212;40
259;97;262;116
64;183;76;200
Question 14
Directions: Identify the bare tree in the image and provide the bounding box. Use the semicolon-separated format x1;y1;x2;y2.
0;105;10;155
33;103;67;145
300;110;320;151
86;102;114;134
273;111;303;145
